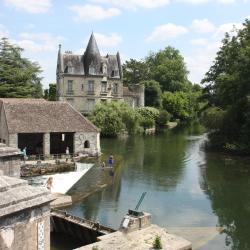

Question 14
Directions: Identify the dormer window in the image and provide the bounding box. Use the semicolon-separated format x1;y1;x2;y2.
102;63;107;75
68;66;73;74
89;62;95;75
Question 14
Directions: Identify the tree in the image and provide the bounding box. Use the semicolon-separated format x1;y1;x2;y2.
123;59;149;86
44;83;56;101
202;19;250;153
90;102;140;137
146;47;190;92
136;107;159;130
0;38;43;98
142;80;162;108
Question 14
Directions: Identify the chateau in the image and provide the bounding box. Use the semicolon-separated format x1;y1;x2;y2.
56;33;144;114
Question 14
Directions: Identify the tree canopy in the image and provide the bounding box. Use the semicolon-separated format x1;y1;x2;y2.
202;19;250;154
146;46;190;92
0;38;43;98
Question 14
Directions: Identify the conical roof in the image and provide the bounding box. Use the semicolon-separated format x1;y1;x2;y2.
84;33;101;75
85;33;100;56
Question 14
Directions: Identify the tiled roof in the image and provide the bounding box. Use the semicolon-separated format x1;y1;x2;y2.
0;99;99;133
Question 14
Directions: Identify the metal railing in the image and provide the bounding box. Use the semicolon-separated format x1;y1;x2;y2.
24;153;75;161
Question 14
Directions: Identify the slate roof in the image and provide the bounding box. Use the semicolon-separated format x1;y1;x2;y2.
0;176;52;218
0;99;99;134
59;33;122;78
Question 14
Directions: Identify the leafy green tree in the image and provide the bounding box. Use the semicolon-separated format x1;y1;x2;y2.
136;107;159;130
142;80;162;108
146;47;190;92
44;83;56;101
122;59;149;86
90;102;140;137
202;19;250;153
156;110;171;127
0;38;43;98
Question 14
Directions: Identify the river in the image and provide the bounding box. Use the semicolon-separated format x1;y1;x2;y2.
55;124;250;250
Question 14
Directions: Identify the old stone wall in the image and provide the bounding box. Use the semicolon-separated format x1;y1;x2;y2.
59;75;123;113
0;156;20;178
74;132;100;156
8;134;17;148
43;133;50;156
0;107;9;144
0;205;50;250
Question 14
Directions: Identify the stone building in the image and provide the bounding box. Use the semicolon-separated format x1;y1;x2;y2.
0;175;52;250
0;143;22;177
56;33;144;114
0;98;100;157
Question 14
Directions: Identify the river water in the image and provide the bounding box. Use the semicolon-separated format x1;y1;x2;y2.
62;124;250;250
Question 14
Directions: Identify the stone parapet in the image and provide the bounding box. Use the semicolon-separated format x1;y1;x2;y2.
0;176;52;250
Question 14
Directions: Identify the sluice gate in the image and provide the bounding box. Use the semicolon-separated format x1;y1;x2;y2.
50;209;116;247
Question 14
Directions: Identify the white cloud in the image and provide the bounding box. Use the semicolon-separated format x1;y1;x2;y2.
192;19;216;33
16;32;64;52
94;33;122;47
0;24;9;38
69;4;121;22
178;0;235;3
214;22;243;38
190;38;209;46
4;0;52;13
186;21;243;83
146;23;188;42
91;0;169;10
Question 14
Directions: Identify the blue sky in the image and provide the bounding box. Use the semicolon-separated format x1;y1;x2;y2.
0;0;249;88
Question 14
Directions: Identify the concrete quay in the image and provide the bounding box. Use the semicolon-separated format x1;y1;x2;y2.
76;224;192;250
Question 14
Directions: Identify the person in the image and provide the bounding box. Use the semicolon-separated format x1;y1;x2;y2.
101;161;105;170
65;146;69;162
108;154;114;167
22;147;27;162
46;177;53;191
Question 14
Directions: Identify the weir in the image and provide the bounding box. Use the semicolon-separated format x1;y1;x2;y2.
50;209;116;247
26;162;93;194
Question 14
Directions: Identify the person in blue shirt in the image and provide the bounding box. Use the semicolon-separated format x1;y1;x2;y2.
108;154;114;167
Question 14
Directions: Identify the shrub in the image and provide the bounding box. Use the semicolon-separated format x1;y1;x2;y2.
153;235;163;249
136;107;159;130
156;110;171;127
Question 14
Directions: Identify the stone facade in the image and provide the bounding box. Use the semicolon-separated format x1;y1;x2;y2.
43;133;50;156
74;132;100;156
0;176;52;250
0;99;101;157
56;33;144;114
0;143;22;177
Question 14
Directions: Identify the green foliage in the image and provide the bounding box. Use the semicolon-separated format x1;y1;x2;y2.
122;59;149;86
153;235;163;249
44;83;56;101
136;107;159;130
146;46;190;92
142;80;162;108
162;90;202;122
202;107;226;130
0;38;43;98
156;110;171;127
202;19;250;154
90;102;140;137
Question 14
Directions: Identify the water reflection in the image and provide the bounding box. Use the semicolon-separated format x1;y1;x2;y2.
200;154;250;250
65;123;250;249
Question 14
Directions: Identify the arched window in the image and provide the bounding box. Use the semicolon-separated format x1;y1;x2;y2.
84;140;90;148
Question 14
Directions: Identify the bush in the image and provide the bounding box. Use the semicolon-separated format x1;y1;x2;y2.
90;101;140;137
156;110;171;127
136;107;159;130
153;235;162;249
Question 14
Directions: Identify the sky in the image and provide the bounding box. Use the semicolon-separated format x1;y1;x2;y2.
0;0;249;88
